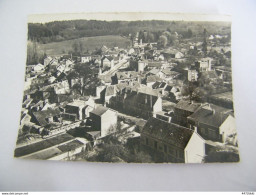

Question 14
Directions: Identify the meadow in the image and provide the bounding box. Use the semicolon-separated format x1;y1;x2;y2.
37;35;131;56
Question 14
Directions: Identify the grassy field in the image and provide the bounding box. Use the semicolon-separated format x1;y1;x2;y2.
38;35;131;56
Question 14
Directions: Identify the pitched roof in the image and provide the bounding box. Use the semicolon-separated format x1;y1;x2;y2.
149;68;160;75
90;106;109;116
175;100;201;113
187;107;229;128
105;85;116;96
142;117;193;148
102;55;113;61
146;75;162;83
147;62;163;68
33;109;61;126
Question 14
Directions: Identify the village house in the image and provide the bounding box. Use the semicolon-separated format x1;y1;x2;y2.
187;104;235;143
33;63;45;73
140;117;194;163
63;98;95;121
187;69;198;82
195;57;213;72
89;106;118;137
171;100;202;127
32;108;62;127
81;55;92;63
112;71;138;85
101;56;114;69
44;56;53;66
109;86;162;119
129;59;148;72
184;131;219;163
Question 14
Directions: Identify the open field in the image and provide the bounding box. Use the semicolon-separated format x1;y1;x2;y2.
37;35;131;56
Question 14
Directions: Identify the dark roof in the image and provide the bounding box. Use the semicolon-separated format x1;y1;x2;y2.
175;100;201;113
187;107;229;128
152;81;167;89
33;109;61;126
164;85;173;91
142;117;193;148
90;106;109;116
102;56;113;61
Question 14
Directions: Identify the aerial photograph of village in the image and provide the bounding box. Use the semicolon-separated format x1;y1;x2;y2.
14;14;239;163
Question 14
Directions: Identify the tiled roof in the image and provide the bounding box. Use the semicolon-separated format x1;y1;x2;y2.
90;106;109;116
33;109;61;126
187;107;229;128
175;100;201;113
142;117;193;148
146;75;162;83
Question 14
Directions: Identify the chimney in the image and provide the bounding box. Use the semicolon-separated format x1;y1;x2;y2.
194;126;197;132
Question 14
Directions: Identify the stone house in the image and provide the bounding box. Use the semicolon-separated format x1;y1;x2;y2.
90;106;118;137
140;117;193;163
109;86;162;119
187;104;235;143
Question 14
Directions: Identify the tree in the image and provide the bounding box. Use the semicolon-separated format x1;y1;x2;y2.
181;82;205;102
187;28;193;38
158;35;168;48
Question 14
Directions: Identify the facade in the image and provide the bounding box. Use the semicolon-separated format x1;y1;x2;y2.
101;56;114;69
171;100;202;127
81;55;92;63
187;105;234;142
63;99;95;121
184;132;206;163
195;58;212;72
90;106;118;137
187;69;198;82
109;87;162;119
140;117;193;163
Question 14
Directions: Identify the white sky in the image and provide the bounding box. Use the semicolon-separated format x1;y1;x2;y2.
28;12;231;23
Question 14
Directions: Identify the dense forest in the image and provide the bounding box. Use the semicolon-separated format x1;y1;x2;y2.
28;20;231;44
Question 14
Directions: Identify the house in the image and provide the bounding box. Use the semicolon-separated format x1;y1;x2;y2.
109;86;162;119
184;131;218;163
63;98;95;121
171;100;202;127
81;55;92;63
90;106;118;137
44;56;53;66
140;117;194;163
101;56;114;69
33;63;45;73
54;80;70;94
187;104;235;143
32;108;62;127
187;69;198;82
112;71;138;85
195;58;212;72
129;60;148;72
147;61;163;70
161;69;180;80
146;75;163;87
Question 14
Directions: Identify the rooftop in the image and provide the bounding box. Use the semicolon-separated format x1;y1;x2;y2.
142;117;193;149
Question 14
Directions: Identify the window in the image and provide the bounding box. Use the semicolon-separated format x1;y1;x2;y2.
154;141;158;150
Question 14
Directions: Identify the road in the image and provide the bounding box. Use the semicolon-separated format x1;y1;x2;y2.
101;58;129;76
